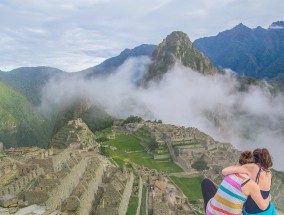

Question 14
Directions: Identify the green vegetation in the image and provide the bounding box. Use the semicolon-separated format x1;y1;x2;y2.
126;197;138;215
94;127;113;144
170;176;202;202
95;137;110;143
123;115;143;124
0;67;64;105
140;186;147;215
82;105;114;132
191;160;209;171
99;146;110;157
134;128;158;151
0;79;53;148
103;135;183;173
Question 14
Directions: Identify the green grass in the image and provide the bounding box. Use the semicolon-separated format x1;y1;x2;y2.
104;135;183;173
126;197;138;215
94;127;113;137
140;186;147;215
170;176;202;202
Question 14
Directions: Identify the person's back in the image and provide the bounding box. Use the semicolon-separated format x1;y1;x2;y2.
222;148;274;215
206;173;250;215
202;150;271;215
244;149;272;214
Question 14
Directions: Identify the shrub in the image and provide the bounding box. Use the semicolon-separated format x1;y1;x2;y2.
191;160;209;171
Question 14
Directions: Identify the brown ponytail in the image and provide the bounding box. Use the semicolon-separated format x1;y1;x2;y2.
239;150;254;165
253;148;273;170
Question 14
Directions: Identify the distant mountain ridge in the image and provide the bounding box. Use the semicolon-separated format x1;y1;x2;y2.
193;21;284;81
81;44;156;77
141;31;220;85
0;66;66;105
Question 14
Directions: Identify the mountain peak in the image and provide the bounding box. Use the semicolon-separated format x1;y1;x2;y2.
140;31;219;84
232;23;250;31
165;31;191;41
269;21;284;29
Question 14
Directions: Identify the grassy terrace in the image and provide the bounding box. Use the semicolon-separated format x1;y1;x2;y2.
126;196;138;215
104;135;183;173
94;127;113;137
170;176;202;203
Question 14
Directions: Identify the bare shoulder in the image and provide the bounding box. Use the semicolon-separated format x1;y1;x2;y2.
243;163;259;172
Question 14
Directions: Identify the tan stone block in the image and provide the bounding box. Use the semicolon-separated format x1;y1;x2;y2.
0;195;18;208
9;207;18;214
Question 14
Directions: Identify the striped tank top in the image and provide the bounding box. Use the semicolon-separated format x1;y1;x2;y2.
206;173;250;215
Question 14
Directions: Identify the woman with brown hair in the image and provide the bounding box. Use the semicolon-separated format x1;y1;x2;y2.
222;148;276;215
201;150;271;215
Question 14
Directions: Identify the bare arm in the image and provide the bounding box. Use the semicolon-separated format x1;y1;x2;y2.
247;181;270;210
222;165;249;176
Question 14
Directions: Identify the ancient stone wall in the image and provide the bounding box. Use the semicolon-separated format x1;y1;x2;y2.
136;176;143;215
118;171;134;215
24;191;49;204
0;168;44;196
45;156;89;211
176;156;191;172
76;161;104;215
51;148;72;172
32;159;53;172
0;163;16;178
153;154;171;160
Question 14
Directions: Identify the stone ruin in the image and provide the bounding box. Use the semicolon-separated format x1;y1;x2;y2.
0;120;283;214
139;122;240;178
95;167;134;215
0;143;138;215
50;118;99;151
130;163;197;215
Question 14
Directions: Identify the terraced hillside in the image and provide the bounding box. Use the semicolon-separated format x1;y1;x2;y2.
49;118;98;150
0;119;283;214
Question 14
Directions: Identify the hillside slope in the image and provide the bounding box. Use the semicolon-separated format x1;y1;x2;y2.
0;66;66;105
0;79;52;148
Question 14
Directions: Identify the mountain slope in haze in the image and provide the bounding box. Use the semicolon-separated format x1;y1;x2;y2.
81;44;156;77
141;31;220;84
0;79;52;148
0;66;67;105
51;96;115;139
193;21;284;81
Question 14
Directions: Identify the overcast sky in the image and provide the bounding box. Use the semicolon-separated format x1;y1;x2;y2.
1;0;283;72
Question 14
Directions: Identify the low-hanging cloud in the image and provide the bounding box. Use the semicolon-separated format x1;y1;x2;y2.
40;57;284;170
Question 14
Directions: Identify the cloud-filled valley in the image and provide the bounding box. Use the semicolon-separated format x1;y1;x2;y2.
40;57;284;170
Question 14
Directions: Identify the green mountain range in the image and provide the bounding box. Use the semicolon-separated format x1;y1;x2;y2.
0;66;66;105
0;78;52;148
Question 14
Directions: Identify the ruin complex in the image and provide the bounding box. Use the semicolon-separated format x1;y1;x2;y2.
0;119;283;214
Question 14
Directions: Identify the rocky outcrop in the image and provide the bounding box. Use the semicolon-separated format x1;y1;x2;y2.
140;31;219;85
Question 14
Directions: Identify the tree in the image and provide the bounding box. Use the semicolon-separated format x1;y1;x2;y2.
124;115;143;124
191;160;209;171
148;140;158;151
100;146;109;157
